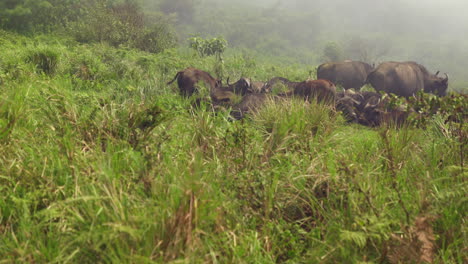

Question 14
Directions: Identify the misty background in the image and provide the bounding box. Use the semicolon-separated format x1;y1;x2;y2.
147;0;468;90
1;0;466;90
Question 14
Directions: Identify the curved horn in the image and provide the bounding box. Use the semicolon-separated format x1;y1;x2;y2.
443;73;449;82
227;77;231;86
435;70;440;76
244;77;251;88
364;98;381;109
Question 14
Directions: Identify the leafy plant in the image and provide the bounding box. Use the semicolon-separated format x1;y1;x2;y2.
25;47;59;75
188;36;228;58
188;36;228;78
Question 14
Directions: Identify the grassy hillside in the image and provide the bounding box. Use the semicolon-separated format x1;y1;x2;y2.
0;31;466;263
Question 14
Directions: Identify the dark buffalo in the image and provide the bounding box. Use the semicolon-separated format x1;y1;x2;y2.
264;78;336;104
359;95;411;127
230;93;295;120
210;77;253;105
336;89;363;122
291;79;337;104
367;61;448;97
230;93;269;120
262;77;300;93
226;77;251;95
230;80;336;120
251;81;266;93
336;90;411;127
210;88;237;105
317;60;374;90
226;78;268;94
167;67;221;96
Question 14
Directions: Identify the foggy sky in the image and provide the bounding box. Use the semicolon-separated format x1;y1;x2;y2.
185;0;468;88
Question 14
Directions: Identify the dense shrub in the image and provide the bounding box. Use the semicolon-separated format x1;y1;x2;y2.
188;36;227;58
133;22;177;54
0;1;177;53
68;1;176;53
25;47;59;75
0;0;85;33
0;31;466;263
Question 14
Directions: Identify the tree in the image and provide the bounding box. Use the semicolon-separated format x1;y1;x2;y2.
0;0;95;32
69;0;177;53
0;0;53;32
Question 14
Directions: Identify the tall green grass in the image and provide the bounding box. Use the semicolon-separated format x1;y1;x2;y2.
0;31;466;263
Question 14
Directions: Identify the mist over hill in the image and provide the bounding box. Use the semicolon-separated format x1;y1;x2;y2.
151;0;468;90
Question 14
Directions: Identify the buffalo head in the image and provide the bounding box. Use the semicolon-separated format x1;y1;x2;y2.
227;77;251;95
425;72;448;96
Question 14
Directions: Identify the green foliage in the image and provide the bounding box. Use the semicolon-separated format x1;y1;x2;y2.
0;33;466;263
188;36;228;79
408;91;467;128
0;1;176;53
188;36;228;58
25;46;59;75
68;1;176;53
184;3;320;63
133;22;177;53
0;0;53;32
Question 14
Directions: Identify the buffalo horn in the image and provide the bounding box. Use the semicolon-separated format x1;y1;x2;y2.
227;77;231;86
435;70;440;76
443;73;449;82
244;78;251;87
364;98;381;109
349;97;360;105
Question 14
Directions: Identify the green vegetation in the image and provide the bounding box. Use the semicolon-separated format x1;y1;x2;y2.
0;29;466;263
0;0;467;262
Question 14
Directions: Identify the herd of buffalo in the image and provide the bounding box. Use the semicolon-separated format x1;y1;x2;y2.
167;60;451;126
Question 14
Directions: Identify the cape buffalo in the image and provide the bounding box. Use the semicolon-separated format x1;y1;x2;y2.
230;93;295;119
210;88;237;105
317;61;374;90
367;61;448;97
264;78;336;104
292;79;337;104
226;77;251;95
251;81;266;93
336;90;410;127
230;93;269;120
262;77;300;93
360;95;411;127
336;89;364;122
167;67;221;97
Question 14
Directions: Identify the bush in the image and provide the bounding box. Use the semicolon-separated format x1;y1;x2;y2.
25;47;59;75
0;0;84;33
188;36;227;58
68;1;176;53
133;22;177;54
